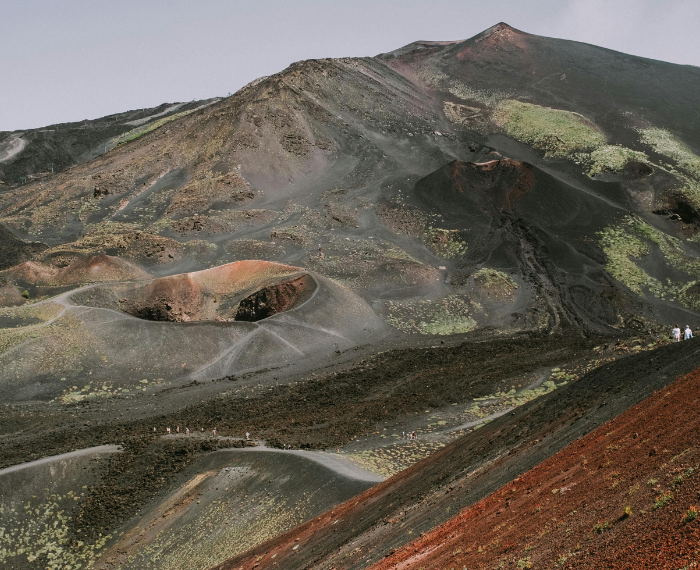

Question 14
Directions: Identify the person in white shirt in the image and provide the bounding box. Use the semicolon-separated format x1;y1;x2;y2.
672;325;681;342
684;325;693;340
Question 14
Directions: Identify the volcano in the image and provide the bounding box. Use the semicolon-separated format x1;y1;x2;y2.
1;22;700;570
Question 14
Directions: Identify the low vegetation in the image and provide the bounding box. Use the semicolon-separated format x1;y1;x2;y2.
576;144;648;176
473;268;519;300
598;215;700;309
385;295;477;335
639;127;700;180
493;100;606;157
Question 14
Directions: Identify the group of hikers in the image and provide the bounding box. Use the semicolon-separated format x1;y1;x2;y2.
672;324;693;342
154;426;252;439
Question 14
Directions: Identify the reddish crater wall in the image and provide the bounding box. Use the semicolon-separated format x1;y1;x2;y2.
235;274;315;322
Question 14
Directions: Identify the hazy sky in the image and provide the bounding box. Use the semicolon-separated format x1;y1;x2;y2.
2;0;698;131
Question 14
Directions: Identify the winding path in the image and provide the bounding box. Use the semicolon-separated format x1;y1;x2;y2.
0;445;121;476
220;444;385;482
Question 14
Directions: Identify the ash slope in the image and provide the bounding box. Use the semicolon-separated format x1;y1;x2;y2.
3;24;700;341
380;22;700;146
0;99;217;183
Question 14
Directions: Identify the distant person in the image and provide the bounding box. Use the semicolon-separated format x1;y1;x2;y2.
672;324;681;342
246;432;250;440
412;431;416;440
212;428;217;436
153;427;156;432
684;325;693;340
166;427;171;434
176;426;179;433
185;427;189;435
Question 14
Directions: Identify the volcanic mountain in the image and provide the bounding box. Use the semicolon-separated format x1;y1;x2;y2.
1;22;700;570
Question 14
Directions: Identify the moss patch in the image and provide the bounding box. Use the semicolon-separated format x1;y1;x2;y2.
639;128;700;180
112;109;197;147
424;227;468;258
575;145;649;177
385;295;477;335
493;100;606;158
347;441;447;478
0;491;110;569
474;268;519;300
598;215;700;309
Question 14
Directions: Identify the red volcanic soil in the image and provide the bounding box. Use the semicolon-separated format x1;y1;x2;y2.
118;260;308;322
448;159;535;209
373;371;700;569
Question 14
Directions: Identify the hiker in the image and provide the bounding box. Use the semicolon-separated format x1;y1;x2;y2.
245;432;250;440
153;427;156;432
166;427;171;434
412;431;416;440
176;426;179;433
672;324;682;342
185;427;190;434
212;428;217;435
684;325;693;340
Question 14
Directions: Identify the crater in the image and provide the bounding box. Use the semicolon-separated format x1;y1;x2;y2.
235;274;315;322
107;260;314;323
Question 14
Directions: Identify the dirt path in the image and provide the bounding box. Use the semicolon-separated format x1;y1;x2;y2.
124;104;184;126
0;444;120;476
220;445;385;482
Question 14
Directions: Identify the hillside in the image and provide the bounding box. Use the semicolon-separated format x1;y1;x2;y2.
1;21;700;570
371;352;700;570
213;338;700;570
0;99;217;183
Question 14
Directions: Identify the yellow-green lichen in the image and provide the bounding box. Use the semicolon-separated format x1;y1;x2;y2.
112;109;197;147
0;493;110;569
575;145;649;176
386;295;477;335
346;441;447;478
638;127;700;180
473;268;519;300
424;227;468;258
493;100;606;158
598;216;700;308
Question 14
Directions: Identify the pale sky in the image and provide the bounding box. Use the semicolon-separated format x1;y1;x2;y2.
1;0;698;131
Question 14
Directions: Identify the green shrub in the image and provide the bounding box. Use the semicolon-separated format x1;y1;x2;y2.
681;506;698;524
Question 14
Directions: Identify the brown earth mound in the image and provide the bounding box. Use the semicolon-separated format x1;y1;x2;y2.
1;255;150;287
117;260;309;322
372;367;700;570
